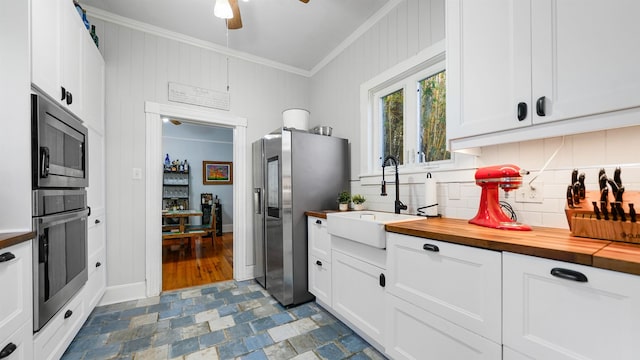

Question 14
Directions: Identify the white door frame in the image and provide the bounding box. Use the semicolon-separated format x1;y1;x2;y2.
144;101;248;297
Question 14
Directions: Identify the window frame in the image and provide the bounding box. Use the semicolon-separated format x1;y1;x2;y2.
360;40;456;177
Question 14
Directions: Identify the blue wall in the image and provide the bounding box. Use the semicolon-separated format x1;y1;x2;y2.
162;121;233;229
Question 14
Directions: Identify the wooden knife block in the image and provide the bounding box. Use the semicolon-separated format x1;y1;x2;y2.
566;190;640;244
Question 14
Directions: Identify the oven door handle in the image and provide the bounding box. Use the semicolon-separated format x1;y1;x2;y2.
34;208;90;228
40;147;50;178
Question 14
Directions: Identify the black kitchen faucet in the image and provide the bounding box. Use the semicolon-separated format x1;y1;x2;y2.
381;155;407;214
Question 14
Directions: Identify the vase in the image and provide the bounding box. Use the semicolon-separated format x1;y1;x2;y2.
339;203;348;211
353;204;365;211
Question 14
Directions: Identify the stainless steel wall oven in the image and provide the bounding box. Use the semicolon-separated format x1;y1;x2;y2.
31;92;89;332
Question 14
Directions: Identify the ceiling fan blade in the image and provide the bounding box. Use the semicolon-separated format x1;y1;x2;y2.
169;119;182;125
300;0;310;3
227;0;243;30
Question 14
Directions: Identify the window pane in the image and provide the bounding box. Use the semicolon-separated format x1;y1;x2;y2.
419;71;450;162
381;89;404;164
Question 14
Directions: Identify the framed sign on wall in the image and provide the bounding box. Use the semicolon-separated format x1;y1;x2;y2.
203;161;233;185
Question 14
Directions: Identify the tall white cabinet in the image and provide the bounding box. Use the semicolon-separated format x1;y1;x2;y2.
447;0;640;147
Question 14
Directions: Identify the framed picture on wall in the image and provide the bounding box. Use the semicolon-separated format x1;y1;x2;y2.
203;161;233;185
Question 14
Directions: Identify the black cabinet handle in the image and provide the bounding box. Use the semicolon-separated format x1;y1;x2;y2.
517;102;527;121
536;96;546;116
96;261;102;268
95;219;101;224
66;91;73;105
551;267;588;283
61;86;66;101
315;260;322;266
0;342;17;359
315;219;322;225
423;244;440;252
379;273;386;287
0;252;15;263
64;309;73;319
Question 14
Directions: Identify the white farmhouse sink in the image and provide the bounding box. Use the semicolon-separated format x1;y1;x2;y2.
327;211;424;248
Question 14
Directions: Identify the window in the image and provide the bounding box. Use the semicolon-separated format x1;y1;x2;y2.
361;41;455;175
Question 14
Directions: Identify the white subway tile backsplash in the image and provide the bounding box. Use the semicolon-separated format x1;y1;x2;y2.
572;131;606;166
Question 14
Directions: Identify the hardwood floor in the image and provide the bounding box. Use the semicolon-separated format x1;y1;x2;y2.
162;232;234;291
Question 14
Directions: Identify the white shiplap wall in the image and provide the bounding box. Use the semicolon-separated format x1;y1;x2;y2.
94;18;310;288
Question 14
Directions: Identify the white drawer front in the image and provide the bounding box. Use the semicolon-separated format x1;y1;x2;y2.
503;252;640;360
308;217;331;261
85;248;106;310
0;323;34;360
386;233;502;343
34;292;86;360
0;241;32;342
308;255;331;306
385;294;502;360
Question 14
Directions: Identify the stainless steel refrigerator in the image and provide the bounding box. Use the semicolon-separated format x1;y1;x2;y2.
253;128;349;306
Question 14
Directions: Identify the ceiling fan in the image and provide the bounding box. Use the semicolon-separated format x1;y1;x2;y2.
223;0;310;30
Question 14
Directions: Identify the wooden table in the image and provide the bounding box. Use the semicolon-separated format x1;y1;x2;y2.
162;209;203;233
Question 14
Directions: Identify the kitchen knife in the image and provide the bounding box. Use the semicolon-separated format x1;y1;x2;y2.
629;203;636;223
571;169;578;185
566;185;574;208
615;186;625;202
614;167;622;187
616;202;626;222
592;201;601;220
573;181;581;205
610;202;618;221
600;187;609;204
578;173;586;199
600;200;609;221
598;169;607;190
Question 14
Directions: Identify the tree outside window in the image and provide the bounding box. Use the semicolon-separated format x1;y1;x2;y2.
381;89;404;164
419;71;450;162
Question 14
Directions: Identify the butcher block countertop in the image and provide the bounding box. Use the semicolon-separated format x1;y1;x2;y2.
305;211;640;276
0;231;35;251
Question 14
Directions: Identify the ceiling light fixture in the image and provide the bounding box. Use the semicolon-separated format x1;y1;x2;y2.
214;0;233;19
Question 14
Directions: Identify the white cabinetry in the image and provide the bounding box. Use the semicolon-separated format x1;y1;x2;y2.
0;241;33;360
307;217;331;306
503;252;640;360
33;292;85;360
332;249;386;347
447;0;640;148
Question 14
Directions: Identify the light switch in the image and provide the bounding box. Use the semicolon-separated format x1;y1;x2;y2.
132;168;142;180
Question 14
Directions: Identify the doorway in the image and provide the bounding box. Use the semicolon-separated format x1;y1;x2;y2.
161;120;234;290
144;101;249;298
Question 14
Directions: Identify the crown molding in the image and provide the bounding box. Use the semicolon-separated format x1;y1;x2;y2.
84;5;311;77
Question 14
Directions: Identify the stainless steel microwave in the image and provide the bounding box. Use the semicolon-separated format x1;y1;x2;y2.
31;92;88;189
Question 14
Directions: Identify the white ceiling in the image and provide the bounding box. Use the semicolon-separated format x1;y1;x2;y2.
81;0;392;74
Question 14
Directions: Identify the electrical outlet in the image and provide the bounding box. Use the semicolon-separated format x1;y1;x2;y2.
515;183;544;203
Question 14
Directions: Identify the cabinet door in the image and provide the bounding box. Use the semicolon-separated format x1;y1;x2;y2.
332;250;386;346
531;0;640;125
87;128;105;221
307;217;330;261
0;324;33;360
503;252;640;360
59;0;84;117
386;233;502;344
386;294;502;360
31;0;62;100
446;0;532;140
308;255;331;306
81;34;105;133
0;241;32;342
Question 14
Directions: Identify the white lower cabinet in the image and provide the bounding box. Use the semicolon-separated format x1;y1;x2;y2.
0;324;33;360
503;252;640;360
34;291;86;360
386;294;501;360
386;233;502;343
308;254;331;306
332;249;386;346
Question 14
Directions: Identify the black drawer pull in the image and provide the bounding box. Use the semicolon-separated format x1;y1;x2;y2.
315;260;322;266
66;91;73;105
379;273;386;287
0;252;16;263
551;268;588;283
315;219;322;225
95;219;101;224
61;86;66;101
517;102;527;121
0;342;17;359
422;244;439;252
536;96;546;116
64;309;73;319
96;261;102;268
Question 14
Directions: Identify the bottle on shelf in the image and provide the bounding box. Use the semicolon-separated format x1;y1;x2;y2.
164;154;170;170
90;25;99;48
81;9;90;30
183;160;189;173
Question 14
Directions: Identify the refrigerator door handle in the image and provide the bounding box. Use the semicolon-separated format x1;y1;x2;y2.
254;188;262;214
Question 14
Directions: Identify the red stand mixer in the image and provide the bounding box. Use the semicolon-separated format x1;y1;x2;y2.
469;164;531;231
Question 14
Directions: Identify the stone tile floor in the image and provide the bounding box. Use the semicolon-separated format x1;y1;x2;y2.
61;280;388;359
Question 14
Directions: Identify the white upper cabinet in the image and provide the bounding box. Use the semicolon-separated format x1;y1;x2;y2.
447;0;640;148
